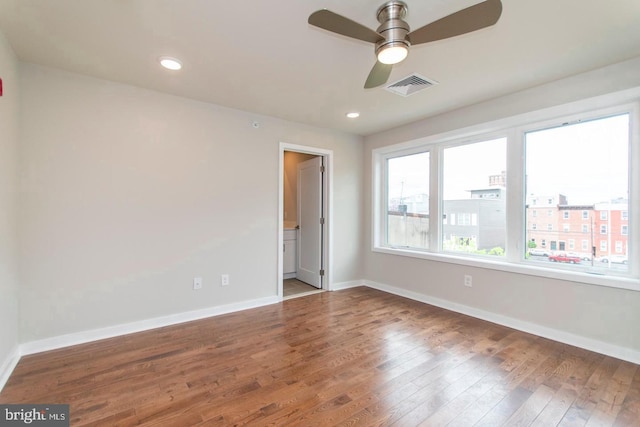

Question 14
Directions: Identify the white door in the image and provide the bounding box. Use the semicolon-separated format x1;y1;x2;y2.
297;157;323;288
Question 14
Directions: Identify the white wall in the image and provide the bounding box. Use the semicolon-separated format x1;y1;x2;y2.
18;64;363;342
0;31;20;382
363;57;640;358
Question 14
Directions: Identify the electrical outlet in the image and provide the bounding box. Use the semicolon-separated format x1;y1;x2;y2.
221;274;230;286
464;275;472;287
193;277;203;290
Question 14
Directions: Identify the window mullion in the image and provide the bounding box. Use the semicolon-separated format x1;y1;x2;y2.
429;146;441;252
506;127;524;263
629;103;639;277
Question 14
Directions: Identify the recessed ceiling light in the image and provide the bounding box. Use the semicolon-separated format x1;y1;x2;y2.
346;112;360;119
159;56;182;71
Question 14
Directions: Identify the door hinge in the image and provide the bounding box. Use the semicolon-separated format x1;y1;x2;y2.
320;165;325;173
320;269;325;276
320;217;325;225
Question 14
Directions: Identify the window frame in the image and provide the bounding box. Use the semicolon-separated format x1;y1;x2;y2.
372;146;434;251
372;95;640;291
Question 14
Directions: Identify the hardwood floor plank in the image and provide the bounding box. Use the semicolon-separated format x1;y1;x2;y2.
415;358;504;426
1;287;639;426
614;365;640;426
560;356;624;426
584;361;638;426
503;383;555;426
474;386;534;426
530;385;578;426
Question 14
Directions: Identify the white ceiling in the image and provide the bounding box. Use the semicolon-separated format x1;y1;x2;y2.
1;0;639;136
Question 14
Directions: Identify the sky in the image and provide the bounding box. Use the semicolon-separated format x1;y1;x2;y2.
526;113;629;205
387;113;630;206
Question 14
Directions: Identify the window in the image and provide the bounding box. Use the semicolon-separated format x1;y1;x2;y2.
457;213;472;226
622;211;628;221
616;241;623;253
442;137;506;256
522;113;628;273
386;151;430;249
373;100;636;288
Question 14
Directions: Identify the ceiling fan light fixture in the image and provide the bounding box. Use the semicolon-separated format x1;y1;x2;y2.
159;56;182;70
308;0;502;88
377;44;408;65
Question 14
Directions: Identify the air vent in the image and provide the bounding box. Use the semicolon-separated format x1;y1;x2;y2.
385;73;438;97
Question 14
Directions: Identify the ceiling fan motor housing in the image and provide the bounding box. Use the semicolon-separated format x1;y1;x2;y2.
375;0;411;56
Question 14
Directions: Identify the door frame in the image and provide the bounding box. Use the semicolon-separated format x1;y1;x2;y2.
278;142;333;300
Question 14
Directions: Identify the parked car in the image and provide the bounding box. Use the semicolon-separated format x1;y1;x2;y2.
599;255;628;264
568;252;592;261
528;248;549;257
548;252;581;264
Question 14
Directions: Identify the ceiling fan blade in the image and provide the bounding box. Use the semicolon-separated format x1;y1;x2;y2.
309;9;383;44
408;0;502;45
364;61;393;89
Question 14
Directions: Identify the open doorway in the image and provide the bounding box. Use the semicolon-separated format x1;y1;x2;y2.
278;143;332;300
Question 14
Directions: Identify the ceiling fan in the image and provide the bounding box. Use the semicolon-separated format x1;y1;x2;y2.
308;0;502;88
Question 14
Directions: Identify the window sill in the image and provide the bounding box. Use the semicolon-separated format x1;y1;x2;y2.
372;246;640;292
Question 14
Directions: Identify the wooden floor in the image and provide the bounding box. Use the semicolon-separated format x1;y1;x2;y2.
1;287;639;426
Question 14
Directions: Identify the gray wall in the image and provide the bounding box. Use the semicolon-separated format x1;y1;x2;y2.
0;32;20;376
17;64;364;342
364;57;640;355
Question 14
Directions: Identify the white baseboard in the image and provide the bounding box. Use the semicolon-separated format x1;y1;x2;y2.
6;282;639;393
0;345;21;393
20;296;280;356
363;280;640;365
330;280;365;290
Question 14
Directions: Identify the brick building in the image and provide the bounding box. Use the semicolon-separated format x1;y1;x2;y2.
526;194;628;259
